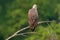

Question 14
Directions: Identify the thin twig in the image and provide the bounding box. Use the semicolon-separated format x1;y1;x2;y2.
6;26;30;40
17;32;38;35
5;21;53;40
17;32;38;36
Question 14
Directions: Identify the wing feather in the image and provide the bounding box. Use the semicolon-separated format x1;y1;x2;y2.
28;8;38;31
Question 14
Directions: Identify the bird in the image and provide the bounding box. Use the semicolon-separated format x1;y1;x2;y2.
28;4;38;31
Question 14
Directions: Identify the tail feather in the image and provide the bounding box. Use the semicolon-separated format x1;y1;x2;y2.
30;27;35;31
31;29;35;31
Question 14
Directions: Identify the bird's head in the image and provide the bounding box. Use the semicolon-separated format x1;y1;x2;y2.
32;4;37;9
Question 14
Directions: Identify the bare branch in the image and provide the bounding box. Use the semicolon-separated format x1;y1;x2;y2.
5;21;53;40
17;32;38;36
17;32;38;35
15;33;28;37
38;21;53;24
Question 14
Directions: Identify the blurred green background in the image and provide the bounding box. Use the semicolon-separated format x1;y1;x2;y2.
0;0;60;40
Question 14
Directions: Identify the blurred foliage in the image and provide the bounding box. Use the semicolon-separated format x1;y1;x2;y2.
0;0;60;40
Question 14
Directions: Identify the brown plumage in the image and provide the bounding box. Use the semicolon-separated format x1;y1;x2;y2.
28;4;38;31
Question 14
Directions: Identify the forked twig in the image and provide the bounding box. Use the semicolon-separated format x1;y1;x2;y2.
5;21;53;40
